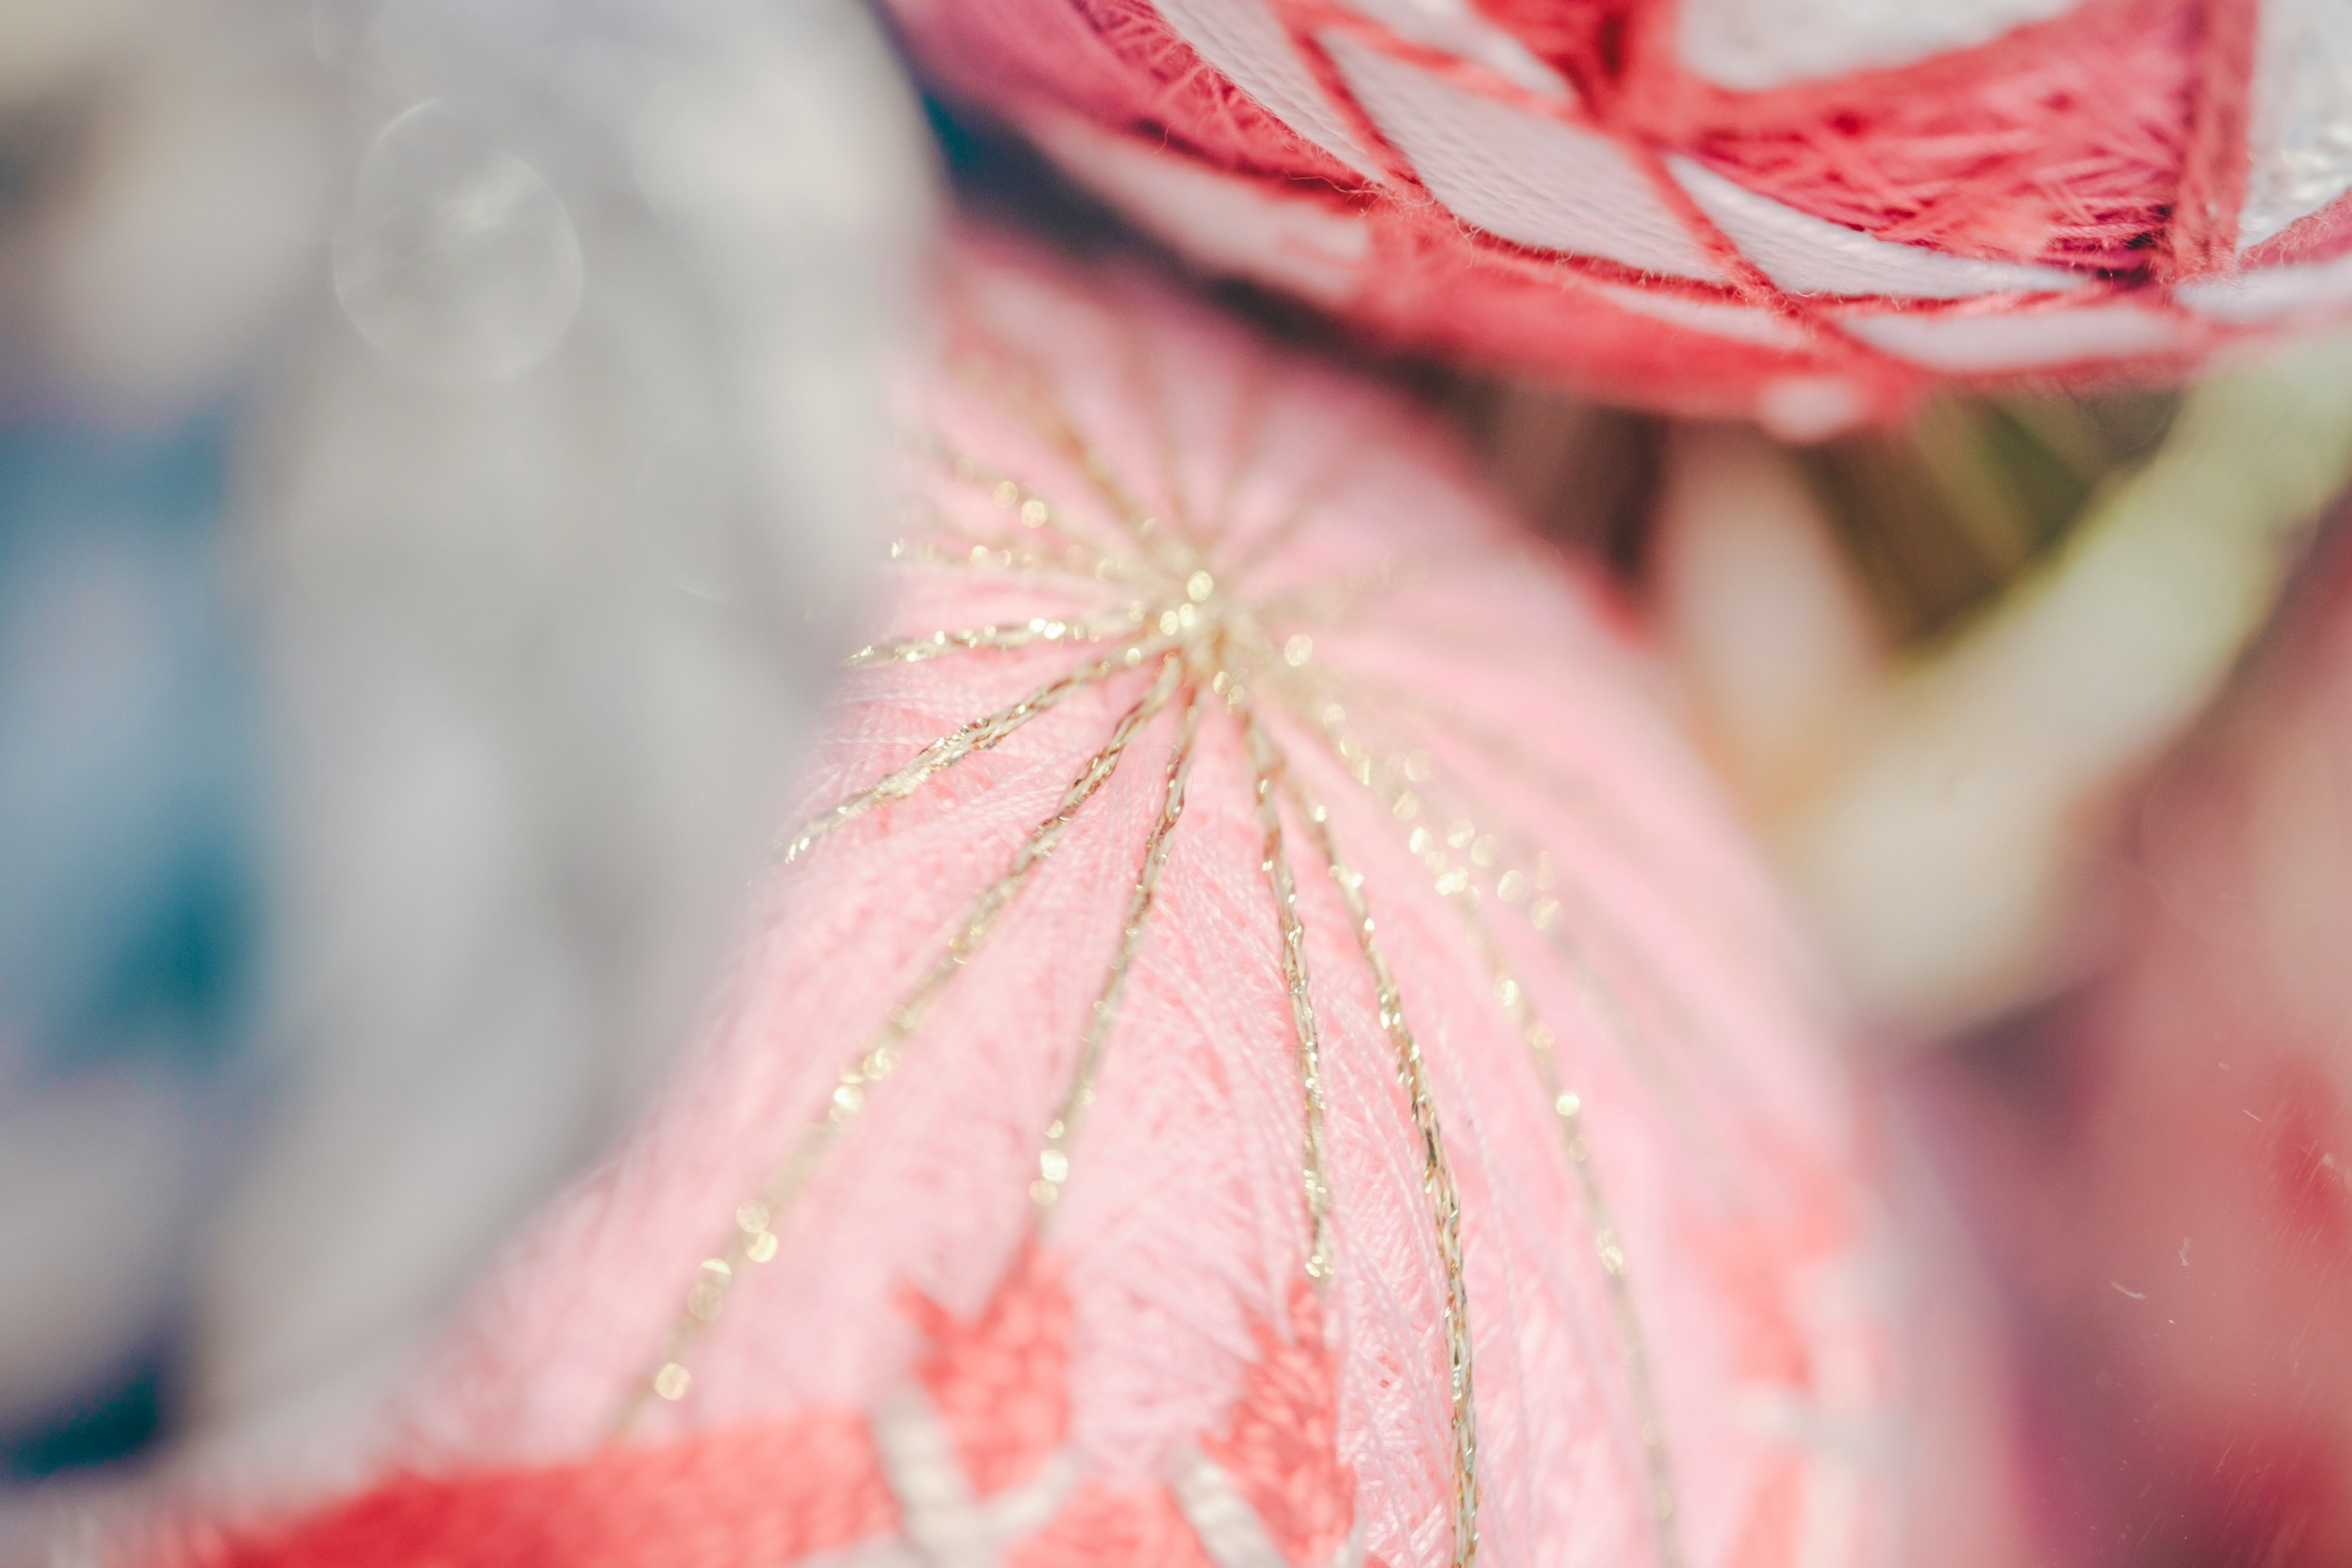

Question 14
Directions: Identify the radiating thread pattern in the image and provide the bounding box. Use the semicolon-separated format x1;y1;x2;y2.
605;349;1760;1568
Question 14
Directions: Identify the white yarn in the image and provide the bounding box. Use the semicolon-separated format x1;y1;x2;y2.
1151;0;1382;175
1838;303;2187;371
1580;277;1819;350
1670;159;2089;300
2238;0;2352;248
1331;0;1567;97
1027;113;1373;306
1675;0;2086;91
2179;247;2352;323
1324;37;1730;281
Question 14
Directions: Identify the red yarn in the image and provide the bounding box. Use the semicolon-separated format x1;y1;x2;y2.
1344;227;1913;420
891;0;1363;185
189;1258;1083;1568
2164;0;2260;276
885;0;2341;421
1196;1286;1355;1567
1620;0;2201;271
1457;0;1637;103
2245;190;2352;270
184;1267;1381;1568
186;1418;897;1568
908;1241;1074;1496
1010;1482;1223;1568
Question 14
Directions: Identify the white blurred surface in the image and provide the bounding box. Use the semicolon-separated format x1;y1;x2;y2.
194;0;935;1471
0;0;935;1506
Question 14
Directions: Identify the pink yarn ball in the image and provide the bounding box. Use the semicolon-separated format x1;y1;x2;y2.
178;239;1889;1568
885;0;2352;428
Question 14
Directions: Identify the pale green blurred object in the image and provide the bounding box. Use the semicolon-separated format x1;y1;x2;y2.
1786;330;2352;1030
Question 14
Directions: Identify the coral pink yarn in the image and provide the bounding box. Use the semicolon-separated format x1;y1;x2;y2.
157;238;1888;1567
884;0;2351;426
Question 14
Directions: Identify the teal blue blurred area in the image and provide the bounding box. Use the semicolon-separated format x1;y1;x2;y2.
0;410;257;1077
0;406;260;1476
0;1341;167;1485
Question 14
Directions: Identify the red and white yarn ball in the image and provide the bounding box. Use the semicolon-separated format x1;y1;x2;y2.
159;240;1894;1568
888;0;2352;429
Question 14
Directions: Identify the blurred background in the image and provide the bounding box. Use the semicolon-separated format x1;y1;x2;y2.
2;2;2349;1566
0;0;931;1521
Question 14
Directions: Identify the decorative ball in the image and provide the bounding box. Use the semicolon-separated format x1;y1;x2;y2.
167;239;1888;1568
884;0;2352;430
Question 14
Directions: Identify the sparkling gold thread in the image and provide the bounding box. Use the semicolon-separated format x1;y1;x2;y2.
957;359;1203;581
1280;766;1480;1568
849;607;1148;667
633;358;1499;1559
1318;665;1763;1037
777;638;1173;863
889;478;1134;585
1030;682;1206;1213
894;502;1112;571
937;368;1482;1535
904;428;1127;567
617;654;1182;1435
886;532;1141;586
1465;908;1683;1558
1272;680;1684;1567
1278;673;1708;1123
1231;687;1338;1286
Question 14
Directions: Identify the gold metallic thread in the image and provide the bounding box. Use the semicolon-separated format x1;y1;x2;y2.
1231;688;1340;1286
628;368;1496;1565
1273;679;1684;1567
1030;680;1206;1213
905;428;1120;565
956;359;1202;582
885;530;1136;584
1301;665;1751;1097
850;607;1150;667
1283;673;1708;1125
1281;772;1481;1568
777;638;1175;864
616;652;1182;1434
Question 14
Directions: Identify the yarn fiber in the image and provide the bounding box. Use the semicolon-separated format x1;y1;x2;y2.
166;238;1888;1568
885;0;2352;428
